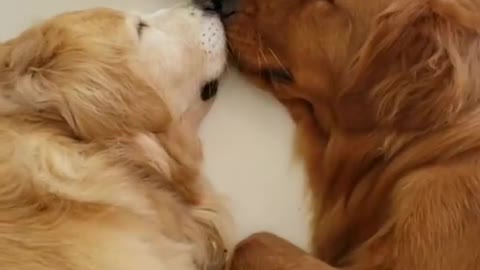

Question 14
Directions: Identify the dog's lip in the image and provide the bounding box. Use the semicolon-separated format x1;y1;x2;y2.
201;80;219;101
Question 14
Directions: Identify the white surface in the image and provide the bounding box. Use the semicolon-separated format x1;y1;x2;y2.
0;0;311;250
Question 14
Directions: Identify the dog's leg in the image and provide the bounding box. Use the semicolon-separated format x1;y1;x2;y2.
189;179;234;270
229;233;338;270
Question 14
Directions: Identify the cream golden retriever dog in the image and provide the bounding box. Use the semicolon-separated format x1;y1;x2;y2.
0;2;232;270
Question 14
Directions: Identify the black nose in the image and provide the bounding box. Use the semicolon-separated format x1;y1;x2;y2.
195;0;221;13
219;0;237;18
195;0;237;18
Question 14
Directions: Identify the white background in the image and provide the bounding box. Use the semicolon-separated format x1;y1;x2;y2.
0;0;310;250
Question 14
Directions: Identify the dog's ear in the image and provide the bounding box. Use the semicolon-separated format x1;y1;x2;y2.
9;29;58;77
338;0;480;131
0;28;63;114
0;43;9;84
1;26;172;139
0;43;20;114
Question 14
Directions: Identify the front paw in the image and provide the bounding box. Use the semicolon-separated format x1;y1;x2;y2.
229;233;333;270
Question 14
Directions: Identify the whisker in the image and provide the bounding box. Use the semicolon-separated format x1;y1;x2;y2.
226;39;234;57
256;32;269;71
268;48;289;74
223;38;239;77
259;49;268;69
224;55;232;74
257;32;264;53
256;50;262;75
225;40;239;75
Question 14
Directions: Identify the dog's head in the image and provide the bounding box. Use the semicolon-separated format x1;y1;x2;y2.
223;0;360;102
224;0;480;132
0;5;226;139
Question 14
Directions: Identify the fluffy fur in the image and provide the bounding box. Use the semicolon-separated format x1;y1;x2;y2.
225;0;480;269
0;5;232;270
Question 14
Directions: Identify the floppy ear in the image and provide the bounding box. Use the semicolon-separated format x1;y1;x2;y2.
1;27;172;139
9;29;58;75
0;44;19;113
337;0;480;131
0;28;65;114
0;44;9;85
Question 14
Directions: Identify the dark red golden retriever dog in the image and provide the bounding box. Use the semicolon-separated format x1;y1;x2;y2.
220;0;480;269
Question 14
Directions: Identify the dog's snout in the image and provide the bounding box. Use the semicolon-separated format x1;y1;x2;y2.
194;0;237;18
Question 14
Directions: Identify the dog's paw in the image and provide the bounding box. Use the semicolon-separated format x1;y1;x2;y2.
229;233;334;270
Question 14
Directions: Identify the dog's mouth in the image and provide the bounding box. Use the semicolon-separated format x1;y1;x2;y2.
201;80;219;101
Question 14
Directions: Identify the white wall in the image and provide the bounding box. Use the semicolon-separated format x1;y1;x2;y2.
0;0;310;250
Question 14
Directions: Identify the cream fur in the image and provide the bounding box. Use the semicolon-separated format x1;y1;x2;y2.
0;5;232;270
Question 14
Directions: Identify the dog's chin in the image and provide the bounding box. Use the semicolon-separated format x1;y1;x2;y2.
201;80;219;101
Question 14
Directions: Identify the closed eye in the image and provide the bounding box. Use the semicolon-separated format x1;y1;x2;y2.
136;20;149;37
260;68;294;84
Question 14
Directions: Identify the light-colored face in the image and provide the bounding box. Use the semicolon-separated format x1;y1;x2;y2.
0;5;226;139
132;5;227;117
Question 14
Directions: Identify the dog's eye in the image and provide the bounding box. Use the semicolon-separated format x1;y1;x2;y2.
260;68;294;84
136;21;149;37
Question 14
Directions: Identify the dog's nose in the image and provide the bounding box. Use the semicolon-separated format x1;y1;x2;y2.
219;0;237;18
194;0;237;18
195;0;222;14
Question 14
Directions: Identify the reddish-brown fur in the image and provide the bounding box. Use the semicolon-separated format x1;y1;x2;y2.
225;0;480;269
